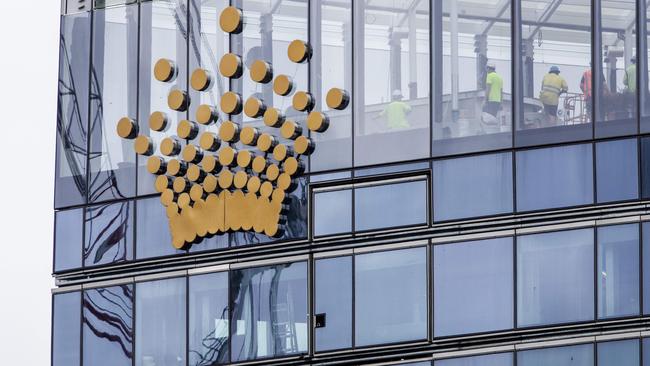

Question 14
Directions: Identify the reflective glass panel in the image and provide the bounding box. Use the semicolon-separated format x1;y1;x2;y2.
516;144;593;212
355;180;427;231
355;247;428;346
641;137;650;198
230;262;308;362
433;152;513;221
517;0;592;146
433;0;512;156
597;224;639;318
88;5;138;203
356;1;430;166
56;12;90;208
643;0;650;131
135;277;186;366
84;201;133;267
189;271;229;365
517;344;593;366
315;256;352;352
54;208;83;272
643;222;650;314
53;292;81;366
136;197;183;259
596;139;639;203
434;237;513;337
598;339;639;366
517;228;594;327
83;285;133;366
595;0;637;138
435;353;514;366
314;189;352;236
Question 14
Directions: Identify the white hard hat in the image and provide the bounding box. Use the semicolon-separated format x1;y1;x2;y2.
487;62;496;69
392;89;403;98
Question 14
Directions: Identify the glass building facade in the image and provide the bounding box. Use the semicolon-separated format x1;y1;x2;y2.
52;0;650;365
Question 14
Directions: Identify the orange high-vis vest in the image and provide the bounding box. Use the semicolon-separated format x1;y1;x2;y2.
581;69;592;97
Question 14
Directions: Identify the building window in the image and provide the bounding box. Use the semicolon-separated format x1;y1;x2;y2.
315;256;353;352
355;247;428;346
517;228;594;327
84;201;133;267
135;277;186;366
516;143;593;212
135;197;182;259
517;344;593;366
355;179;428;232
433;237;513;337
596;139;639;203
189;271;229;365
313;189;352;236
433;152;513;221
642;222;650;315
54;208;83;272
83;285;133;366
434;353;513;366
230;262;308;362
598;339;639;366
597;224;639;319
53;292;81;366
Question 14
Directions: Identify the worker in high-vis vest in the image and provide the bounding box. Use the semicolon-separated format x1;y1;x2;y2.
624;56;637;94
377;90;412;129
484;62;503;118
540;65;568;126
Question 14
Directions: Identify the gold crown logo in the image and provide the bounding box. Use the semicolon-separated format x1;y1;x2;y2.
116;6;349;250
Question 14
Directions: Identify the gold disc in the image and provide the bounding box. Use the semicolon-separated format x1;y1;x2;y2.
178;192;191;208
160;137;181;156
190;68;212;91
250;60;273;84
147;156;166;175
266;164;280;181
287;40;311;63
307;111;329;132
218;169;234;189
326;87;350;110
190;184;205;201
201;154;221;173
272;188;286;204
196;104;218;125
219;6;243;34
283;156;303;176
294;135;315;155
168;89;189;111
154;58;176;82
203;174;218;193
134;135;153;155
257;133;277;152
177;120;199;140
240;126;259;146
234;170;248;189
199;132;221;151
220;92;242;115
154;175;172;193
247;176;261;193
273;75;294;96
173;176;190;193
272;144;292;162
263;107;285;127
219;120;240;142
182;144;203;163
117;117;138;139
187;164;205;182
237;150;253;168
244;97;266;118
252;156;267;174
280;120;301;140
167;159;187;176
277;173;294;191
292;91;314;112
148;112;168;132
260;181;274;198
219;53;243;78
160;189;176;207
218;146;237;167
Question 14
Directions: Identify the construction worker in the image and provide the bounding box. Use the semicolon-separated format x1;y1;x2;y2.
484;62;503;118
540;65;568;126
581;64;609;121
377;90;412;129
624;56;637;94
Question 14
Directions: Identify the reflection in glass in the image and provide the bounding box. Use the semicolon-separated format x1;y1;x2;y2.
433;152;513;221
517;344;593;366
84;201;133;267
596;139;638;203
56;12;90;208
135;277;186;366
355;180;427;231
517;229;594;327
189;271;229;365
136;197;183;259
434;238;513;337
83;285;133;366
433;0;512;156
516;144;593;212
517;0;592;146
435;352;513;366
315;256;352;351
314;189;352;236
54;208;83;272
88;5;138;203
598;224;639;318
53;292;81;366
230;262;308;362
355;247;427;346
356;1;430;166
598;339;639;366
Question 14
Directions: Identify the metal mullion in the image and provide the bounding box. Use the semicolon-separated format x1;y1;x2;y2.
512;0;521;148
513;235;518;329
308;253;315;356
595;226;599;322
351;252;356;349
185;273;190;365
592;0;602;138
427;241;433;342
641;221;645;316
132;280;137;366
79;289;84;366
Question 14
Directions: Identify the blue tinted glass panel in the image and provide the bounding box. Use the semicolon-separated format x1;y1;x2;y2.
596;139;638;203
355;247;428;346
642;138;650;198
516;144;593;211
517;228;594;327
434;237;514;337
56;12;90;208
315;256;352;351
643;222;650;314
135;278;186;366
83;285;133;366
433;152;513;221
517;344;593;366
598;339;639;366
53;292;81;366
314;189;352;236
54;208;83;272
84;201;133;267
598;224;639;318
355;180;427;231
230;262;308;362
189;271;229;365
435;353;514;366
136;197;183;259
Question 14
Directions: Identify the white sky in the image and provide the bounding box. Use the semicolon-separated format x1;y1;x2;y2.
0;1;60;363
